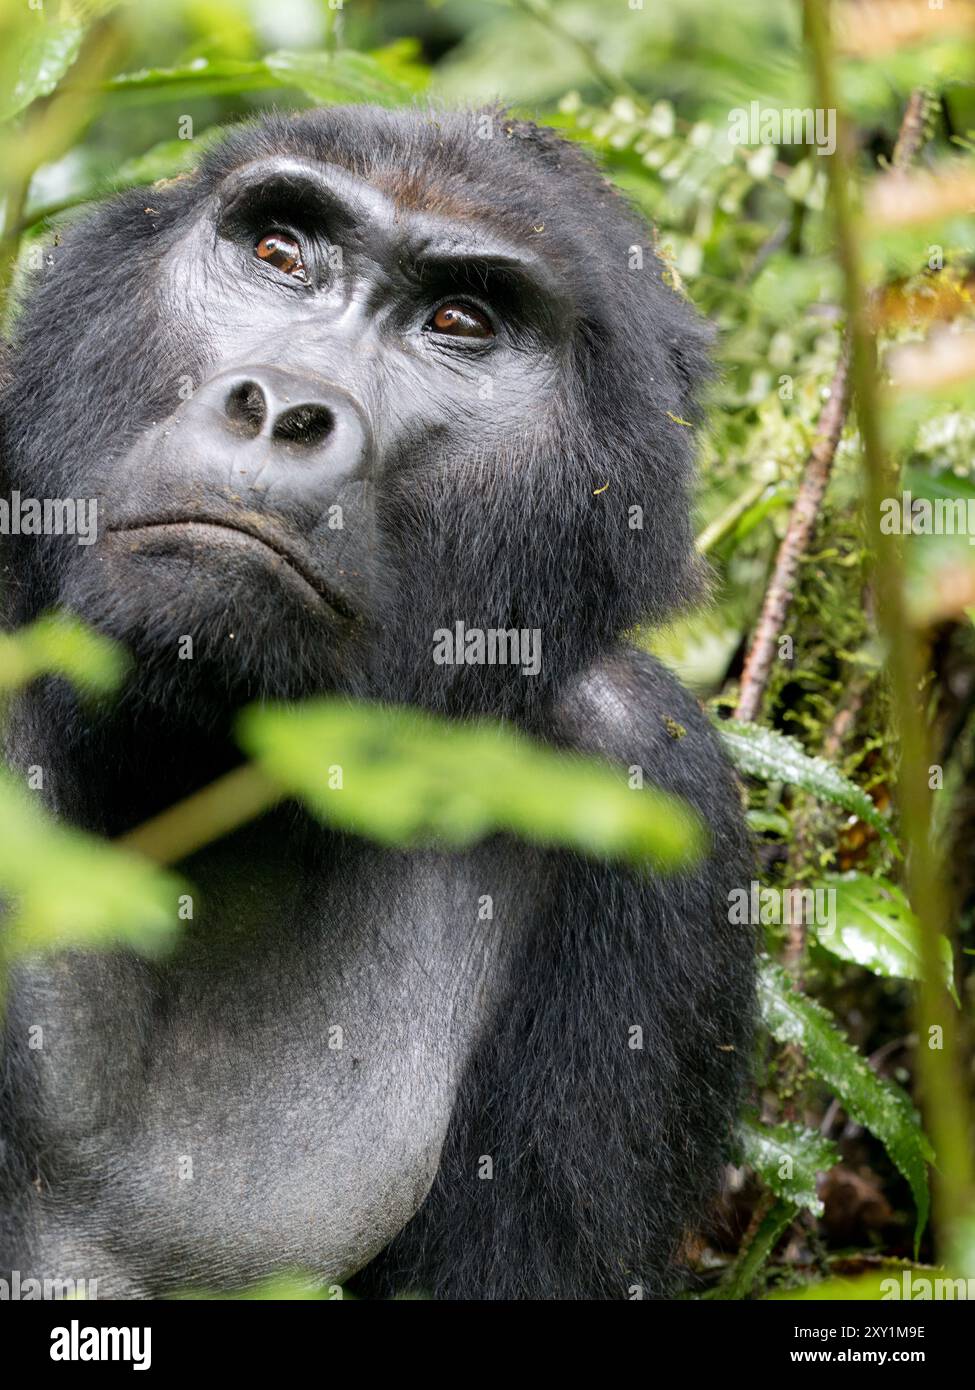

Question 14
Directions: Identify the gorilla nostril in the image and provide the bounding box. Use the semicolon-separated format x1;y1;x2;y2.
272;403;335;449
224;381;268;439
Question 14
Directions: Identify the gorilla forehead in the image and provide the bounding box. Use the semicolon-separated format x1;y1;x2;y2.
194;105;638;270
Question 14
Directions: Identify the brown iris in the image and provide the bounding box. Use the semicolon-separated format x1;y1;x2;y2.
255;233;306;280
427;302;493;338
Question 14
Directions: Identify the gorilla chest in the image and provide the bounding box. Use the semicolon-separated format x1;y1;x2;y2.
25;846;518;1292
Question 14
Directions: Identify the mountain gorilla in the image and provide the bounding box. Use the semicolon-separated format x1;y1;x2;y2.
0;106;753;1299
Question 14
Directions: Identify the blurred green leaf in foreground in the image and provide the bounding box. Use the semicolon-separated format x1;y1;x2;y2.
237;698;705;871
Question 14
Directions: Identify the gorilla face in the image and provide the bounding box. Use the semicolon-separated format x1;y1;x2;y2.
2;108;709;725
87;153;572;709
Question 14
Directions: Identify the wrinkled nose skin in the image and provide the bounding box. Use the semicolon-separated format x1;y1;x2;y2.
178;366;373;509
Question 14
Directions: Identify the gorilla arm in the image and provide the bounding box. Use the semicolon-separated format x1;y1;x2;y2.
354;646;756;1299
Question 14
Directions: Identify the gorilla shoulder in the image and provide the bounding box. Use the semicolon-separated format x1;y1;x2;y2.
553;647;745;821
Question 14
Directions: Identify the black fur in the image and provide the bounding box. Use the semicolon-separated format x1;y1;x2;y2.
0;106;754;1299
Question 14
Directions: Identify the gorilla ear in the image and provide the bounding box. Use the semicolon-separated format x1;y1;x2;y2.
663;289;716;424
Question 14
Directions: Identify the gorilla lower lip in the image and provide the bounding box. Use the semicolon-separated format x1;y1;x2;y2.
108;519;356;620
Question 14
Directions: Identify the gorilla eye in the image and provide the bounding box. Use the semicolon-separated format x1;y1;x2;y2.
255;232;307;281
426;302;494;339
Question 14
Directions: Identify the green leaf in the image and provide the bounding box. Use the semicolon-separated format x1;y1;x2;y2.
22;131;229;231
0;772;182;956
759;958;933;1249
745;809;790;837
175;1273;346;1301
766;1270;908;1300
0;612;128;696
904;464;975;509
238;699;704;869
103;56;273;102
1;16;84;123
110;137;208;188
718;720;896;847
814;872;957;1002
739;1117;838;1216
102;43;427;109
265;42;428;107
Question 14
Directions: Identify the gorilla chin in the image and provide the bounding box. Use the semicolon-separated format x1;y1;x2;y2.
105;518;357;620
69;520;366;716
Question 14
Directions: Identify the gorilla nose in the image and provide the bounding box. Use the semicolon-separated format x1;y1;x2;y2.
224;377;334;450
191;367;371;487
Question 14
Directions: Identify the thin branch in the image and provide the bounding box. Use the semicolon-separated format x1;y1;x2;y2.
734;351;851;723
892;88;934;168
734;80;932;726
695;464;777;555
511;0;643;106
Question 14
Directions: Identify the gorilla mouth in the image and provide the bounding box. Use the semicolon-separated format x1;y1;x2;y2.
107;517;357;621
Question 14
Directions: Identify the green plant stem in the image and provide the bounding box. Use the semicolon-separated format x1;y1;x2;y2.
116;764;282;866
512;0;643;106
695;466;778;555
0;171;29;306
717;1197;797;1299
803;0;974;1266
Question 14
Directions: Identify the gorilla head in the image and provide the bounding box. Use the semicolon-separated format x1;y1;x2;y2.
2;106;709;729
